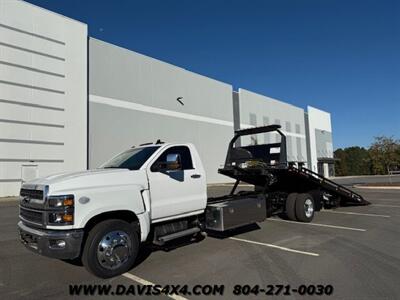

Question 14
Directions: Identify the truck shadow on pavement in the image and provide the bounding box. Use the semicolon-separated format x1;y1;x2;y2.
206;223;261;239
135;223;262;264
134;223;261;267
132;233;206;268
62;224;261;271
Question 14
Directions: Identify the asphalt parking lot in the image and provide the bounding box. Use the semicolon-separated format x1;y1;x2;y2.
1;186;400;299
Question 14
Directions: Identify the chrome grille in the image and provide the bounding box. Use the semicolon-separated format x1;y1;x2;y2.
20;188;44;200
20;207;43;225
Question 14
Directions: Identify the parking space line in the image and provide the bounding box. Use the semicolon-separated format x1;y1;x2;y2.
372;204;400;208
122;273;188;300
268;218;366;232
229;237;319;256
321;210;390;218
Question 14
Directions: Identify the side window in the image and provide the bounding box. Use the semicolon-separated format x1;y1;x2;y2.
151;146;194;171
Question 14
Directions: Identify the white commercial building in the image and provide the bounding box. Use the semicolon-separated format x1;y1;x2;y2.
0;1;334;197
0;0;87;197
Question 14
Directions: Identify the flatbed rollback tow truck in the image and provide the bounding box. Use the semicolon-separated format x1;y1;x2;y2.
18;125;369;278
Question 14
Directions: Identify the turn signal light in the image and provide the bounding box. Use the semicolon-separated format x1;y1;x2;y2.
63;198;74;206
62;214;73;222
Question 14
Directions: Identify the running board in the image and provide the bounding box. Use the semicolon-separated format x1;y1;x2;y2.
155;227;201;245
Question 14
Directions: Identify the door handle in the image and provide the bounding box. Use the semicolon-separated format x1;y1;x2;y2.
191;174;201;179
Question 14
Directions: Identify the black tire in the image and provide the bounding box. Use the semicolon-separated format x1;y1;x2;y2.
295;193;315;222
285;193;298;221
82;219;139;278
309;190;322;211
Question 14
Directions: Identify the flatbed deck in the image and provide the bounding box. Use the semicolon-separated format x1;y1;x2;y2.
218;124;369;208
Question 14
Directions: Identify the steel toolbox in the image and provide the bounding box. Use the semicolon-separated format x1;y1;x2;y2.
205;194;266;231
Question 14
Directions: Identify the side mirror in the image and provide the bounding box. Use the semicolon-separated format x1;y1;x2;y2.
165;153;181;171
151;153;182;172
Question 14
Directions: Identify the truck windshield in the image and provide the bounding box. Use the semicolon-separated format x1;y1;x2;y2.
100;146;160;170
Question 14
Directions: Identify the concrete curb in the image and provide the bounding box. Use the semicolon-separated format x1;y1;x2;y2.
353;185;400;190
332;174;400;179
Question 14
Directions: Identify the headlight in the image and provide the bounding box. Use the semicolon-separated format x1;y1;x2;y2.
48;195;74;208
48;212;74;224
47;195;74;225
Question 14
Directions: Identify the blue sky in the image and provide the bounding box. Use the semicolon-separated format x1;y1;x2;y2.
26;0;400;149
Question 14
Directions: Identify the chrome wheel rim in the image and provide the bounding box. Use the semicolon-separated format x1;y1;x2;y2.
304;199;314;218
97;230;132;270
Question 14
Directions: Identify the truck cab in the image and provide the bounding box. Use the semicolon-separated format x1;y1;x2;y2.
18;142;207;278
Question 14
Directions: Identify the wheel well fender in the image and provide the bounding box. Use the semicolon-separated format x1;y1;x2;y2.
84;210;140;233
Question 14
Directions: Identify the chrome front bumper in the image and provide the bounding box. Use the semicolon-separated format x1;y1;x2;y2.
18;221;84;260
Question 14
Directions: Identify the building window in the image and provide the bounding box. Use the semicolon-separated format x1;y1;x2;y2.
250;113;258;145
328;163;335;177
317;162;324;175
274;119;281;143
263;116;270;144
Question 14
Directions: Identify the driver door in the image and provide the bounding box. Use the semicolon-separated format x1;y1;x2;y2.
146;145;206;221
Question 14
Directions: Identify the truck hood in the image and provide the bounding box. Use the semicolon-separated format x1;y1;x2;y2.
25;168;149;195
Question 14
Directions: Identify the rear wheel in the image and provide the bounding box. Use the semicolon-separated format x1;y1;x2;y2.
309;190;322;211
295;193;315;222
82;219;139;278
285;193;298;221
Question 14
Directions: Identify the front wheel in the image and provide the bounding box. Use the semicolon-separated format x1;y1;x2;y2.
82;219;139;278
295;193;315;222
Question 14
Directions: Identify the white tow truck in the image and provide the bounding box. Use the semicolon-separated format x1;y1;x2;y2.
18;125;368;278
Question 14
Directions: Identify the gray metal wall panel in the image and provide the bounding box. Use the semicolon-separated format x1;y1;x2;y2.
232;91;240;131
263;116;270;144
89;103;232;182
88;38;234;183
315;129;333;158
237;89;308;163
89;38;232;122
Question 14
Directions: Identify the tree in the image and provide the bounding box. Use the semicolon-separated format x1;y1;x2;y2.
334;135;400;176
334;148;348;176
334;147;371;176
369;136;400;175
